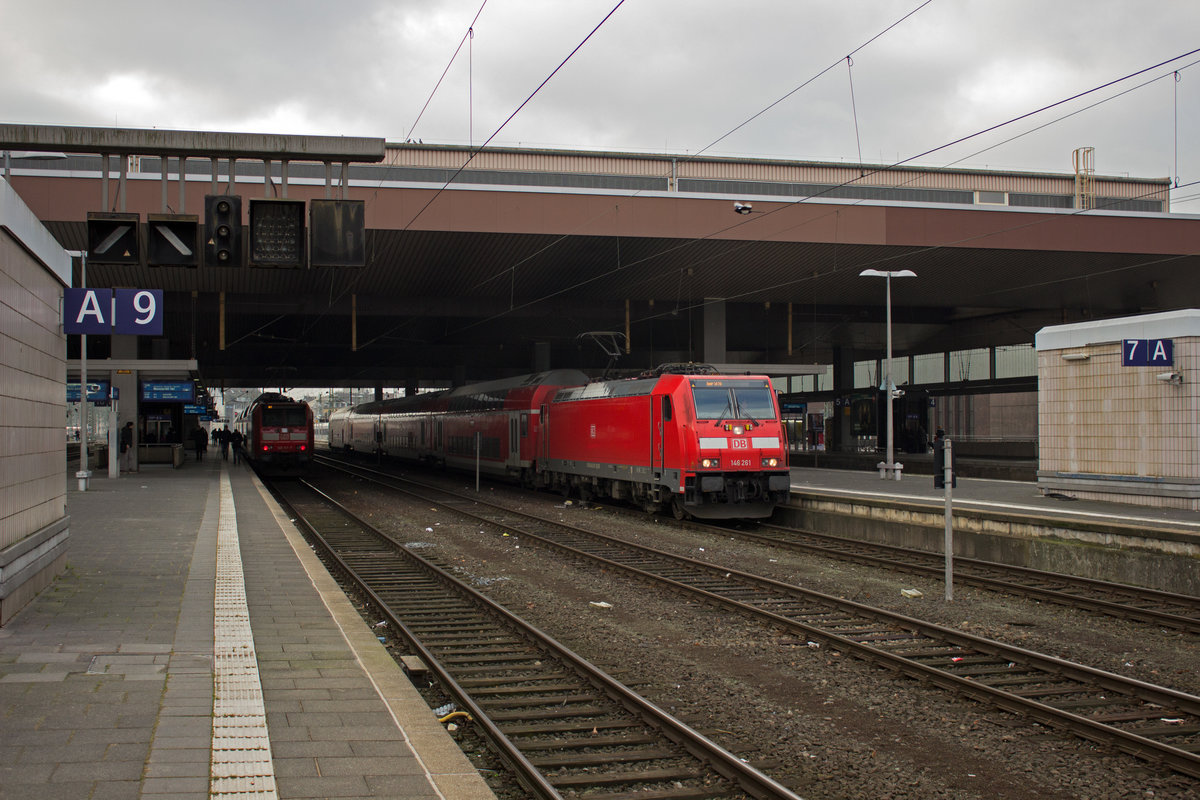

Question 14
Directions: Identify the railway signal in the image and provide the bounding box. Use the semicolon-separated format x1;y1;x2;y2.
310;199;366;267
249;198;306;268
204;194;243;267
147;213;199;267
86;211;140;265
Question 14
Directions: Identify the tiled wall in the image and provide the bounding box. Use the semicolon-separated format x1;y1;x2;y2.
1039;340;1199;482
0;232;66;551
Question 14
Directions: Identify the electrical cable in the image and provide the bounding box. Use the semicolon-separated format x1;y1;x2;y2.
279;0;627;369
406;0;489;144
439;50;1200;339
461;1;933;299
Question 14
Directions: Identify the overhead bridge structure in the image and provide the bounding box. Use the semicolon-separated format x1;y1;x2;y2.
3;124;1197;392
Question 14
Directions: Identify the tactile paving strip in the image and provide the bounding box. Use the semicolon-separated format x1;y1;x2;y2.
211;473;278;799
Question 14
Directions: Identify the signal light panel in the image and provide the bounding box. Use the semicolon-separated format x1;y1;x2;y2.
249;199;306;268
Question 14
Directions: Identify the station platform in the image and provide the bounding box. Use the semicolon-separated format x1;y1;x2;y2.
0;457;495;800
788;465;1200;532
785;466;1200;595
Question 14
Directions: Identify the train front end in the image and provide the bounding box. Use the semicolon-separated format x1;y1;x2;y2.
678;375;790;519
254;399;314;475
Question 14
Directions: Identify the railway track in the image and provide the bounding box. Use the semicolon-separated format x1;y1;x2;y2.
270;476;804;800
313;455;1200;780
691;520;1200;635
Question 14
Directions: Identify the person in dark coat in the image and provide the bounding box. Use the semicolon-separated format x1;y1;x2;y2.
230;429;245;465
191;427;208;461
119;422;135;473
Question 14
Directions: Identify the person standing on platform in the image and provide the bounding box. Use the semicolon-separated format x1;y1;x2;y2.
119;421;134;473
218;425;231;460
191;427;206;462
231;429;245;465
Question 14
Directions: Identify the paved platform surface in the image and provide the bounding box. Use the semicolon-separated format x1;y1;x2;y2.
789;465;1200;535
0;456;495;800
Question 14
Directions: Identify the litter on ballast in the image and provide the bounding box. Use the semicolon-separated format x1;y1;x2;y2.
589;601;613;609
900;588;923;598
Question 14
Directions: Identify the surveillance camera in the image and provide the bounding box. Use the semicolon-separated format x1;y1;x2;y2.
734;202;753;215
891;388;905;399
1156;371;1183;384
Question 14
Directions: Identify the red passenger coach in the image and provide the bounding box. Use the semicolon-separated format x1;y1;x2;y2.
236;392;314;475
542;367;790;519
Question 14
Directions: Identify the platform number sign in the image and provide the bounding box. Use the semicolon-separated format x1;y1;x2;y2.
64;288;164;336
1123;338;1173;367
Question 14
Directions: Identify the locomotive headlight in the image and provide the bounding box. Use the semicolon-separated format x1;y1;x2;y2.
701;458;720;469
762;457;779;467
732;425;744;435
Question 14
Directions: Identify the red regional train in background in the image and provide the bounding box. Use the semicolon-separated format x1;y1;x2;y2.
327;365;791;519
234;392;315;476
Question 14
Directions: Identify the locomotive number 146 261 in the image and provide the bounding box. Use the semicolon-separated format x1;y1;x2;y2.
728;458;753;467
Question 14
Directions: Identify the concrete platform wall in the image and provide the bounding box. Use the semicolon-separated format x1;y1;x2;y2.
0;179;71;624
777;495;1199;596
1036;310;1200;510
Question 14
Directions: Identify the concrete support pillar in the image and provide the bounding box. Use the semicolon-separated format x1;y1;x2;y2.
831;346;857;453
532;342;551;373
699;298;726;364
374;384;383;402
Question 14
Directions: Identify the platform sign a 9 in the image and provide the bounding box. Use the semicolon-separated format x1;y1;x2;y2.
64;288;163;336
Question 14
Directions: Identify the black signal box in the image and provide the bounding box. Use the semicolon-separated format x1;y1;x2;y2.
86;212;140;265
147;213;200;267
309;199;366;268
249;198;306;268
204;195;243;267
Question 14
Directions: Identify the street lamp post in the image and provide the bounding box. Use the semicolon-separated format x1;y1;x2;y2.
859;268;916;480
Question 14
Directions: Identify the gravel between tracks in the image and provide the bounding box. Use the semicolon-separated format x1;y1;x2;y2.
322;469;1200;800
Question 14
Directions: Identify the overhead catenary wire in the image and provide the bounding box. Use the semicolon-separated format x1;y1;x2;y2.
406;0;490;144
281;0;627;366
440;48;1200;340
464;0;933;297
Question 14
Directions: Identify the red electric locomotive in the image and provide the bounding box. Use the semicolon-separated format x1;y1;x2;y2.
330;365;790;519
236;392;314;475
542;366;790;519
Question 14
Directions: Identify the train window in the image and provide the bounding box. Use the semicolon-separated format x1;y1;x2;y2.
733;385;777;419
520;413;529;437
262;407;307;427
691;380;777;420
661;396;672;421
692;387;732;420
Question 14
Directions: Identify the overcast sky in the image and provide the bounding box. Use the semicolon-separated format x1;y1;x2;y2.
3;1;1199;210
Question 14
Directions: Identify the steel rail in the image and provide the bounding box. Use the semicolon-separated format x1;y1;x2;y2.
277;476;805;800
712;521;1200;634
312;455;1200;780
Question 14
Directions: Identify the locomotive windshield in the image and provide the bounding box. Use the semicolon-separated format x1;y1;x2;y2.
690;379;778;421
261;406;307;427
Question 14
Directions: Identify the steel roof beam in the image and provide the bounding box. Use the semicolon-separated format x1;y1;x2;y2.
0;124;385;163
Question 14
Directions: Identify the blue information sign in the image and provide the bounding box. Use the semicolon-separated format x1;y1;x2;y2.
141;381;195;401
1123;339;1174;367
67;381;111;402
182;404;206;415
